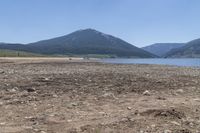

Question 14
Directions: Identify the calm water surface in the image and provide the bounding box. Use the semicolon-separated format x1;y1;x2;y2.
101;58;200;67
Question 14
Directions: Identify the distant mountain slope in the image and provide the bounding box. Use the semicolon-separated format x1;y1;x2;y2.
0;43;26;51
0;49;43;57
165;38;200;58
142;43;185;57
0;29;156;58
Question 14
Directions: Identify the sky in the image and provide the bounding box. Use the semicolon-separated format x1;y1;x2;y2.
0;0;200;47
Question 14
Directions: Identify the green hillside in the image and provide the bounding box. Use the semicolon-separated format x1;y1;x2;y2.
165;38;200;58
0;49;44;57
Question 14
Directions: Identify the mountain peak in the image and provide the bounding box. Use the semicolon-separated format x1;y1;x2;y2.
77;28;99;32
75;28;104;35
0;29;156;58
74;28;112;40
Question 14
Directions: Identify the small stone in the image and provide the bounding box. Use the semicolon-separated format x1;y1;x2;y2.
33;129;40;132
127;107;132;110
121;117;129;121
45;78;49;80
0;122;6;125
176;89;184;93
170;121;180;126
143;90;150;96
9;87;18;92
157;97;166;100
53;94;58;98
151;124;156;128
194;99;200;102
71;103;78;106
134;110;139;115
99;112;106;115
164;130;172;133
140;130;144;133
189;122;194;127
0;71;5;74
25;116;34;119
67;119;72;122
129;118;135;122
26;88;36;92
102;92;116;99
24;126;33;129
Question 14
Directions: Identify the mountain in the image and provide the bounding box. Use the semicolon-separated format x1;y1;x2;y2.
0;43;26;50
0;49;43;57
142;43;185;57
0;29;156;58
165;38;200;58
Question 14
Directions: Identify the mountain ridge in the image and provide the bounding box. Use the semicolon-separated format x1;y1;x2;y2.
142;43;185;57
165;38;200;58
0;29;156;58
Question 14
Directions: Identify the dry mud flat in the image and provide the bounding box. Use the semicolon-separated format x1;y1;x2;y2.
0;58;200;133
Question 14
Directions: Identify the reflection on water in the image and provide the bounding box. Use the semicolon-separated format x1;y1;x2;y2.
101;58;200;67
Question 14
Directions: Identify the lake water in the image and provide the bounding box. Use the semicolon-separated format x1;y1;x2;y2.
101;58;200;67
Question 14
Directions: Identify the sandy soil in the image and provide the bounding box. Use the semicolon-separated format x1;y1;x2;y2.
0;58;200;133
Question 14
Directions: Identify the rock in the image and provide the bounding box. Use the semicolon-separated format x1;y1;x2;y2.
143;90;150;96
25;116;34;119
68;128;77;133
44;78;49;81
0;71;5;74
134;110;139;115
0;102;4;105
194;98;200;102
99;111;106;114
26;88;36;92
121;117;129;121
71;102;78;106
53;94;58;98
176;89;184;93
151;124;156;128
127;107;132;110
128;117;135;122
164;130;172;133
9;87;18;92
5;83;9;86
157;96;166;100
67;119;72;122
189;122;194;127
140;130;146;133
33;128;40;132
23;126;33;129
102;92;117;99
0;122;6;125
170;121;181;126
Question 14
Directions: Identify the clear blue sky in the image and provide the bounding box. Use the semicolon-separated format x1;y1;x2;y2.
0;0;200;47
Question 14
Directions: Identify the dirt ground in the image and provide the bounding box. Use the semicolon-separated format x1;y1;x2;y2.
0;58;200;133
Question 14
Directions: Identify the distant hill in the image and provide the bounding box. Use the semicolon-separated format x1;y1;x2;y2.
0;43;26;51
142;43;185;57
165;38;200;58
0;49;43;57
0;29;156;58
